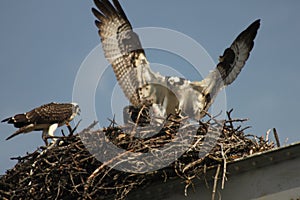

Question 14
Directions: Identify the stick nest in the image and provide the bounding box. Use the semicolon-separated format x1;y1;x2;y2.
0;110;276;200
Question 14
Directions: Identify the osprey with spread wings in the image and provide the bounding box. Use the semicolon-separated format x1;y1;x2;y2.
92;0;260;123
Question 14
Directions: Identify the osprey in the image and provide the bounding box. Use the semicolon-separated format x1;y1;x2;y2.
2;102;80;145
92;0;260;124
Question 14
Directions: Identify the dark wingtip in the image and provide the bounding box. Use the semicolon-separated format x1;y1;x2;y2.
252;19;261;28
92;6;106;22
6;132;18;140
235;19;261;45
91;7;97;15
251;19;261;30
1;117;11;123
254;19;261;24
95;20;101;27
6;127;26;140
91;7;100;17
6;135;13;140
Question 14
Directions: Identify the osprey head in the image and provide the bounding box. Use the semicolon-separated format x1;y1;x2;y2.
70;102;81;120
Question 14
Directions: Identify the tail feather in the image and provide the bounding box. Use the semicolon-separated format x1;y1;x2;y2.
6;124;35;140
2;114;30;128
6;130;22;140
1;117;11;123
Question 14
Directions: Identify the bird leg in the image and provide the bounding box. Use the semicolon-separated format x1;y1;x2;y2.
42;129;49;146
43;123;58;146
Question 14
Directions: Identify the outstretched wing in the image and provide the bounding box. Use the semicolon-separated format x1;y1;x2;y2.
193;19;260;116
216;19;260;86
92;0;156;106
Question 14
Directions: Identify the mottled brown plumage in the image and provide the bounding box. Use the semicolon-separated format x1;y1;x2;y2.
92;0;149;107
2;102;80;144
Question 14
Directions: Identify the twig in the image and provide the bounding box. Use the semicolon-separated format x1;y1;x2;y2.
265;129;271;142
220;144;227;189
212;164;221;200
82;121;99;132
107;115;118;128
226;109;234;129
136;105;146;123
69;119;82;136
184;176;195;197
29;139;59;184
182;157;206;173
84;150;133;196
54;180;61;200
273;128;280;147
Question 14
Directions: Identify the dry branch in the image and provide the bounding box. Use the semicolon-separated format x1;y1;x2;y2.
0;111;276;199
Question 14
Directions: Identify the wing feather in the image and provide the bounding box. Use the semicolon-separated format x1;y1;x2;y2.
195;19;260;115
216;19;260;85
3;102;78;140
1;114;31;128
28;102;74;124
92;0;156;106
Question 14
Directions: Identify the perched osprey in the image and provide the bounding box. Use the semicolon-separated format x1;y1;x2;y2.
92;0;260;124
2;102;80;145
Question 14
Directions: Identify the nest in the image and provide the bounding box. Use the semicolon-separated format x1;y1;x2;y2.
0;110;278;200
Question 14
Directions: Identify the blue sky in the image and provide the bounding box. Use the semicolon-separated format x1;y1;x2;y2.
0;1;300;174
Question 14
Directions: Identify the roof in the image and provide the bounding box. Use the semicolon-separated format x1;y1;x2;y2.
128;142;300;200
